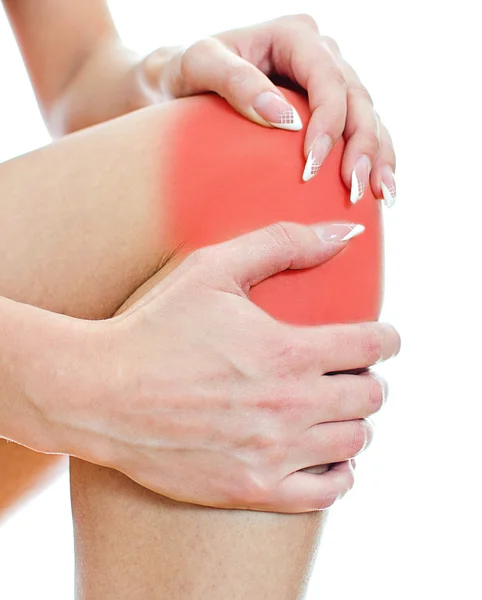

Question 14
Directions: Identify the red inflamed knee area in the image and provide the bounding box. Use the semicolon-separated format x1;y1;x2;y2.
164;87;383;326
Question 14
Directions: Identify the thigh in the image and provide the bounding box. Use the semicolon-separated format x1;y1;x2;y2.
165;87;382;325
0;101;181;517
71;88;383;599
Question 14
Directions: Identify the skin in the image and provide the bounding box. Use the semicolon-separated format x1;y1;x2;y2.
4;1;396;201
0;2;400;596
0;98;399;599
0;2;399;512
0;99;398;514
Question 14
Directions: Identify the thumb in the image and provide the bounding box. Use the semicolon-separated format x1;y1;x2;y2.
213;221;365;294
113;221;365;320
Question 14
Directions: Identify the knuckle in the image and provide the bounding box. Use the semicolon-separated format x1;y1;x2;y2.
180;38;212;76
293;13;320;31
190;245;218;265
224;62;254;94
333;376;351;404
241;471;273;506
184;246;225;285
349;80;374;104
348;420;369;456
265;221;298;249
247;428;281;453
257;383;308;419
319;380;343;416
321;35;341;55
184;37;216;59
267;334;310;377
324;63;347;89
361;130;381;156
360;325;384;365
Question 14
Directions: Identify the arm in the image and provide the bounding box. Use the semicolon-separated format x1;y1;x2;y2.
0;295;69;449
3;0;143;136
4;2;396;204
0;97;399;512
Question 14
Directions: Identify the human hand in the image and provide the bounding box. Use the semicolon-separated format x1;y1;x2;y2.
25;221;399;513
136;14;396;206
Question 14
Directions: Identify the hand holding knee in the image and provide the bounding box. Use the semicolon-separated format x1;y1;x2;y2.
25;221;399;514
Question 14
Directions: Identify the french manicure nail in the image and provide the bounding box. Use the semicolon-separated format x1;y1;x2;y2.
302;134;333;182
380;166;397;208
252;91;302;131
350;155;371;204
312;222;365;243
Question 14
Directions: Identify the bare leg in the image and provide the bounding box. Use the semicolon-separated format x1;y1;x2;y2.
69;91;382;599
72;256;328;599
72;458;325;599
0;102;178;518
0;90;381;597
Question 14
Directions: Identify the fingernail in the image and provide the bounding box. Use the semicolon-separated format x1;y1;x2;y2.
350;155;371;204
302;134;333;182
312;222;365;243
350;458;357;470
380;166;397;208
252;91;302;131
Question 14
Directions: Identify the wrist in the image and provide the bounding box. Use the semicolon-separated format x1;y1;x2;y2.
0;297;97;454
0;297;53;448
135;45;183;103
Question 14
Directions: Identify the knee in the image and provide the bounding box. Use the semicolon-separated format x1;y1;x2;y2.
163;88;383;325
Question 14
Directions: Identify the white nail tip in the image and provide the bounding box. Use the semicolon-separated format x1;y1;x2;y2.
302;150;320;182
341;224;365;242
381;181;396;208
350;169;364;204
270;106;303;131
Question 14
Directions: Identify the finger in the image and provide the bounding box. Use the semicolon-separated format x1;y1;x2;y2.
370;116;397;207
138;45;185;102
338;60;381;204
298;321;401;373
302;371;388;427
178;37;303;131
282;35;348;182
192;220;365;295
292;419;373;472
264;460;355;513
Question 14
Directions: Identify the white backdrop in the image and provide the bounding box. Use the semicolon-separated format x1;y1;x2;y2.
0;0;481;598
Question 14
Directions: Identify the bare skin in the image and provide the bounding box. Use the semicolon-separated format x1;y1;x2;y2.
69;239;339;600
0;104;168;519
0;95;398;600
71;459;326;600
0;2;396;516
4;2;396;198
0;1;398;595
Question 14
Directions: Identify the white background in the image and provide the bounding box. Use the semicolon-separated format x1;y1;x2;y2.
0;0;481;598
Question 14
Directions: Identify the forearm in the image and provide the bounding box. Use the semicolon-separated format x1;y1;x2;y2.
0;296;54;447
4;0;149;136
45;39;145;137
0;101;191;450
